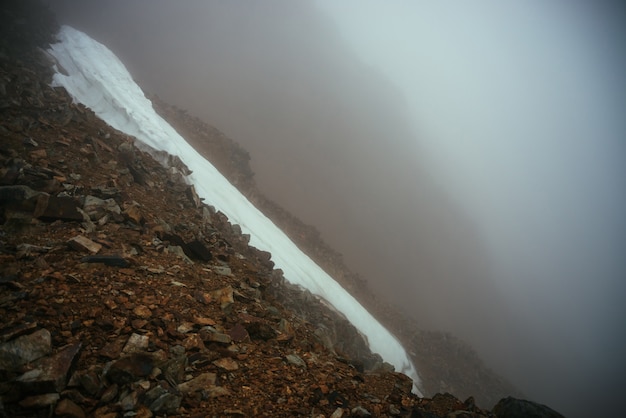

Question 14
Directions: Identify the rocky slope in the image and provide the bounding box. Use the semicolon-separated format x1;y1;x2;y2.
0;1;566;417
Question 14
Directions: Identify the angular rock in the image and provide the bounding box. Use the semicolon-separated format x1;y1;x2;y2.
89;186;121;199
38;195;83;221
99;383;118;404
277;319;295;343
194;285;234;311
80;254;129;267
228;323;250;343
176;322;195;334
68;235;102;254
145;384;181;414
122;333;149;353
0;328;51;371
16;343;81;393
83;195;121;221
330;408;345;418
131;319;148;330
286;354;306;368
202;330;231;345
177;372;217;395
166;245;193;264
29;148;47;160
163;346;187;385
54;398;86;418
193;290;211;305
246;322;276;341
351;406;372;417
255;249;273;268
193;316;216;326
119;389;140;411
159;231;185;248
213;357;238;371
132;305;152;319
18;393;60;409
98;338;125;359
185;185;202;208
76;369;102;396
106;353;154;384
15;243;52;259
206;386;231;398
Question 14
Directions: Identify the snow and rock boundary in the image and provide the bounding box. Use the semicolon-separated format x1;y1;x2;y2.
48;25;422;394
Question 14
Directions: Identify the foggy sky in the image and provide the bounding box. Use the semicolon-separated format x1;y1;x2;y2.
48;1;626;416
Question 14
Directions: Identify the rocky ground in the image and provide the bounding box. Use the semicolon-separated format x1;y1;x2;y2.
0;2;566;417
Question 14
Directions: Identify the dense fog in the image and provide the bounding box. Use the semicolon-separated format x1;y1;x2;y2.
48;1;626;416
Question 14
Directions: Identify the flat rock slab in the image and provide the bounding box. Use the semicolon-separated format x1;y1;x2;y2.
177;372;217;395
0;328;51;371
68;235;102;254
16;343;82;393
39;196;83;221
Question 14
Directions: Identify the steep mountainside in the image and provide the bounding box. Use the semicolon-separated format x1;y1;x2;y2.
0;2;566;417
148;94;525;410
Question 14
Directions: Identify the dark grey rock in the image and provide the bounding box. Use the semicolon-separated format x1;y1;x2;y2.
16;343;81;393
145;384;182;414
67;235;101;254
106;353;155;384
0;328;51;371
162;346;186;385
246;322;276;341
77;370;102;396
119;389;140;411
99;383;118;403
38;195;83;222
